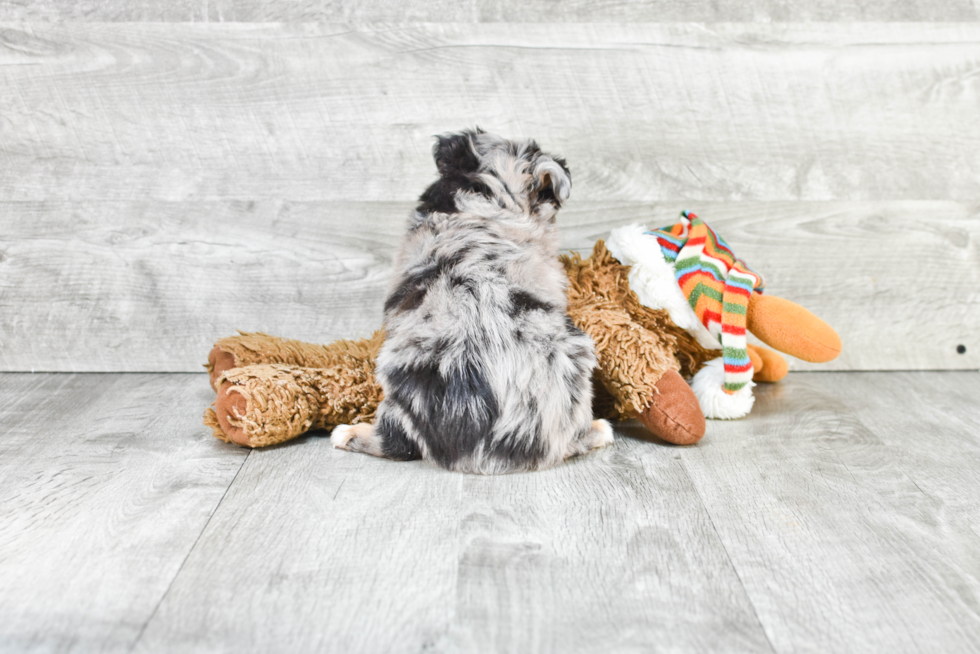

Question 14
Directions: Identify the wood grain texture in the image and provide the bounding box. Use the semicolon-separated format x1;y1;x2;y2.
682;373;980;653
0;373;249;653
2;371;979;652
222;0;980;22
1;201;976;372
2;23;980;203
0;200;398;373
0;0;217;22
2;0;976;22
134;423;773;654
823;371;980;535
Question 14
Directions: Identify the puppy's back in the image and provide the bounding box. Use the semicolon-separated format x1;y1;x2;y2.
369;130;598;473
377;212;572;468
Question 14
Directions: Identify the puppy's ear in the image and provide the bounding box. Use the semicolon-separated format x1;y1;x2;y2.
418;130;492;215
432;131;480;177
532;157;572;206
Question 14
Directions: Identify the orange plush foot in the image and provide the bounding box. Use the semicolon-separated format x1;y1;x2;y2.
747;344;789;382
747;294;842;363
747;346;764;375
637;369;706;445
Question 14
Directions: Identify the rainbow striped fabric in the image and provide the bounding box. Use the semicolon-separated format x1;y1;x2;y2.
648;212;765;394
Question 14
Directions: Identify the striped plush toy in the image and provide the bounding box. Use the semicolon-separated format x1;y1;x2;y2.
607;211;842;419
653;212;764;395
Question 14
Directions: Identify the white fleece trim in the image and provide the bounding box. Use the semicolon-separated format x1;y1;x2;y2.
690;358;755;419
606;224;721;351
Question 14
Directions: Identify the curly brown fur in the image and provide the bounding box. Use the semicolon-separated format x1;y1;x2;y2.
204;331;385;447
562;240;716;417
206;330;385;391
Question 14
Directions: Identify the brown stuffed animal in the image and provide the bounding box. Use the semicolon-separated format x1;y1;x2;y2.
204;230;839;449
204;240;721;448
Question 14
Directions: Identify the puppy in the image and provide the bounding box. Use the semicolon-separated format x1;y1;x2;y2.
331;129;612;474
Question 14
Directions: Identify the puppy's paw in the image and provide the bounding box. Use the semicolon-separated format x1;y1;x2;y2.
331;423;383;456
331;424;357;450
591;419;615;448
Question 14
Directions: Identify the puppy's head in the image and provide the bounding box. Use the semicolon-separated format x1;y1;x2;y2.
416;128;571;220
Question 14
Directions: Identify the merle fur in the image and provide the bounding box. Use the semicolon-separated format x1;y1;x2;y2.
333;129;607;474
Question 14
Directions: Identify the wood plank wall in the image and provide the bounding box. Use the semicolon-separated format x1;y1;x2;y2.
1;8;978;372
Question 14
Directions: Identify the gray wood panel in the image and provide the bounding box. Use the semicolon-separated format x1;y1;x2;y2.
2;0;976;22
0;373;249;653
2;23;979;203
824;371;980;533
134;423;774;653
2;371;979;652
1;201;976;372
681;373;980;653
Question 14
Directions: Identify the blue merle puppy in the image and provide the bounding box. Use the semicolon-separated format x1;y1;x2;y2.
331;129;612;474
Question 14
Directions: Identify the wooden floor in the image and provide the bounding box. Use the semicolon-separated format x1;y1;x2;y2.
2;371;979;653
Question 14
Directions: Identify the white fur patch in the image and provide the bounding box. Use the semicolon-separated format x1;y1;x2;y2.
690;358;755;419
533;159;571;201
591;419;614;448
605;224;720;351
330;424;356;449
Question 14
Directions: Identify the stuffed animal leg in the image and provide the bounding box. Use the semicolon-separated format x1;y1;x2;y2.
747;294;842;364
205;331;383;391
746;343;789;383
204;332;383;448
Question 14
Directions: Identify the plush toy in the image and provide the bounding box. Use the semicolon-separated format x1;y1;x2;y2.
204;212;840;449
204;241;717;448
605;211;841;419
204;331;386;448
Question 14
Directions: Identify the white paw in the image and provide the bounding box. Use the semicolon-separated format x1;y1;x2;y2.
592;419;615;448
330;424;356;450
